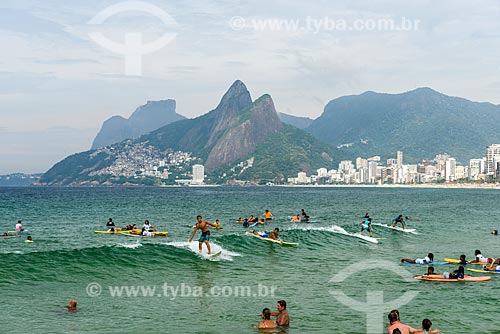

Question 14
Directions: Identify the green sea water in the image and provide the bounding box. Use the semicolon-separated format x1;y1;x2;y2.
1;186;499;334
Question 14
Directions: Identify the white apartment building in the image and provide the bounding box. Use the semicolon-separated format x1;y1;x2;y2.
469;158;485;180
445;158;456;181
192;164;205;184
486;144;500;175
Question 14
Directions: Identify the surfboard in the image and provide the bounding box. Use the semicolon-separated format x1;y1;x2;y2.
354;233;380;244
207;250;222;258
8;230;28;233
372;223;417;234
467;268;500;274
0;235;21;239
125;232;168;237
444;258;487;265
403;261;449;265
414;274;490;282
24;240;33;243
245;232;298;247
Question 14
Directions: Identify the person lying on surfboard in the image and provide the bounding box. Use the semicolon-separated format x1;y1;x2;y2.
401;253;434;264
472;250;493;264
442;266;465;279
483;258;500;271
425;267;435;275
391;215;406;230
248;228;280;240
189;215;217;255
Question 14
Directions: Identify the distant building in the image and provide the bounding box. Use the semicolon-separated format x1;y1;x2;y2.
486;144;500;176
469;158;485;180
297;172;308;184
397;151;403;167
445;158;456;181
192;164;205;184
455;165;465;180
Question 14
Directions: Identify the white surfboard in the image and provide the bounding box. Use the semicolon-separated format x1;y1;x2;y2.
372;223;417;234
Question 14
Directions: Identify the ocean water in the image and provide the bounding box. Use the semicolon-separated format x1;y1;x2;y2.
0;186;499;334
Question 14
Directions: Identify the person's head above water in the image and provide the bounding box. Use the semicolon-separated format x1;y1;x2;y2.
388;309;400;324
427;253;434;261
67;299;77;312
422;319;432;331
262;308;271;320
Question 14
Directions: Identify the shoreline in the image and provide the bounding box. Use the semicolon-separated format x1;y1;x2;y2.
276;183;500;189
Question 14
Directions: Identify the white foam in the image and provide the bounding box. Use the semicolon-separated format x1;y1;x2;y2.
116;240;142;249
285;224;379;243
163;241;241;261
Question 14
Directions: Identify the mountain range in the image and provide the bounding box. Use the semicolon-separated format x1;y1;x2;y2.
38;81;334;185
37;83;500;186
306;87;500;162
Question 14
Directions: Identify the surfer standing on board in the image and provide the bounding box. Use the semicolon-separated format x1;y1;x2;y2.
391;215;406;230
189;215;217;255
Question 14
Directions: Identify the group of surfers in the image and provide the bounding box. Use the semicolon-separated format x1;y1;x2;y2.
236;210;274;227
189;215;283;255
236;209;313;225
401;249;500;281
358;213;420;237
105;218;165;237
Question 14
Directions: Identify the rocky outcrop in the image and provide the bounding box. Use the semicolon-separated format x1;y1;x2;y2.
91;99;185;149
205;94;283;171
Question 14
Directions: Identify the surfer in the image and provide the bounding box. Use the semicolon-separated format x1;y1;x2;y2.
268;228;280;240
300;209;310;222
15;220;24;232
26;235;33;242
425;267;435;275
106;218;115;227
213;219;222;229
401;253;434;264
443;266;465;279
189;215;217;255
358;218;373;238
391;215;406;230
472;250;493;264
248;229;268;238
483;258;500;271
492;230;499;235
262;210;273;220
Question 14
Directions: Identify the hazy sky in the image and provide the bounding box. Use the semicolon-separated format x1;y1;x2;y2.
1;0;500;173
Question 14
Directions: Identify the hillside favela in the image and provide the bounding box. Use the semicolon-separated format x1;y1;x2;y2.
2;1;500;334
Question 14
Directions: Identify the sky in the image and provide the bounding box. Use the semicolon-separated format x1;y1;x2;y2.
1;0;500;173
